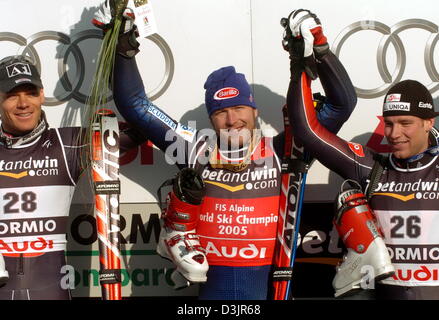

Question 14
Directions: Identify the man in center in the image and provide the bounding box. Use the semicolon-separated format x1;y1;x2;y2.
95;3;357;299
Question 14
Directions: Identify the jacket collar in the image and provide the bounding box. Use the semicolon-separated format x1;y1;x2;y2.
0;111;48;149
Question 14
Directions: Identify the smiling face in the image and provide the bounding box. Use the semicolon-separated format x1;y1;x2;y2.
384;115;434;159
210;105;258;149
0;83;44;136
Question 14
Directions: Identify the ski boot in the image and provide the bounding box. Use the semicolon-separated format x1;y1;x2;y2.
0;253;9;286
156;168;208;289
332;180;395;298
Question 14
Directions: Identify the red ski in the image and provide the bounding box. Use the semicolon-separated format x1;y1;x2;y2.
92;109;122;300
272;105;310;300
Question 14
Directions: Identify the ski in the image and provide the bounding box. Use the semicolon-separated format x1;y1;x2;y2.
272;105;310;300
91;109;122;300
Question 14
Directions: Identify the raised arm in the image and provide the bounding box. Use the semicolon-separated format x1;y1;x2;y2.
282;9;375;182
112;55;187;154
316;51;358;133
92;2;201;169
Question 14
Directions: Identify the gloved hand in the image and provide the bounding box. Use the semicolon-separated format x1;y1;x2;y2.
281;9;329;80
92;0;135;33
92;0;140;58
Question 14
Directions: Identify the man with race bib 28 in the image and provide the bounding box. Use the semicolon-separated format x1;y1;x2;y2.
0;54;144;300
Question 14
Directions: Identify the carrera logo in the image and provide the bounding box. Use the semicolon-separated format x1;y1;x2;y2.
348;142;365;157
214;87;239;100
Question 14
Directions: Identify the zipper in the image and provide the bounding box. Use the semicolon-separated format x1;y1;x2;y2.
18;253;24;275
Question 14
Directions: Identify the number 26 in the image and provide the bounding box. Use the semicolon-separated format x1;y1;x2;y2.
390;215;421;238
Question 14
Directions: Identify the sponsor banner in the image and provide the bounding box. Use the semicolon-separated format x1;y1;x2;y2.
0;216;67;238
66;202;342;298
0;236;64;256
290;203;344;298
387;244;439;264
382;264;439;286
67;203;199;297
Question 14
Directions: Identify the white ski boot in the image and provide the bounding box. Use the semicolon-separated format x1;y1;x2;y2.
333;183;395;298
157;226;208;286
0;253;9;286
156;168;208;289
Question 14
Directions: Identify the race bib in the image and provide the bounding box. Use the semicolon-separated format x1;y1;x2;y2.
197;196;279;266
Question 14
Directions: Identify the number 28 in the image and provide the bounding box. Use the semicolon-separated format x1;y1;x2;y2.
3;192;37;214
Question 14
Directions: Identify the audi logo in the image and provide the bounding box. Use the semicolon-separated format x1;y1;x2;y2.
0;30;174;106
332;19;439;99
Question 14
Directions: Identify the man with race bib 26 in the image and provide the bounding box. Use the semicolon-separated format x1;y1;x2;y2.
284;9;439;299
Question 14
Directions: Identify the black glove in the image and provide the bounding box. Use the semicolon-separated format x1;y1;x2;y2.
173;168;206;205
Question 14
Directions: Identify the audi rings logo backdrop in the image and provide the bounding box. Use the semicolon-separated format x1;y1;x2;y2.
0;31;174;106
332;19;439;99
